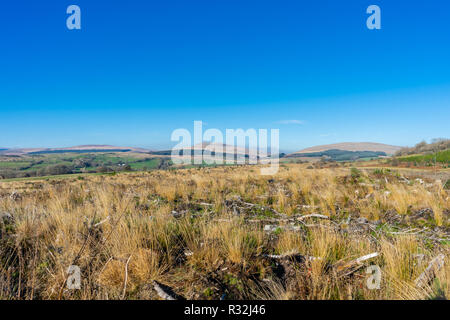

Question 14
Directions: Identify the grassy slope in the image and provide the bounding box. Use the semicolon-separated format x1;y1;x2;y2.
397;149;450;164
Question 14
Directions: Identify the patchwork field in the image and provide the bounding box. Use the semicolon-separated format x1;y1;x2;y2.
0;164;448;300
0;152;168;180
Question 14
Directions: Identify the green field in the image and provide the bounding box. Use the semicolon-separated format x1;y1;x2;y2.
0;152;169;180
0;161;33;169
129;158;161;170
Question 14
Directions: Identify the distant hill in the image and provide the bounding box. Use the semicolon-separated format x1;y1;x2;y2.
160;142;264;162
0;145;151;156
180;142;251;155
286;142;402;161
290;142;402;155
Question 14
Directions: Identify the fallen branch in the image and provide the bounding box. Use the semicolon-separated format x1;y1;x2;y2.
263;224;301;233
198;202;213;207
355;252;379;264
120;255;132;300
334;252;379;275
297;214;329;221
247;218;292;223
388;229;426;235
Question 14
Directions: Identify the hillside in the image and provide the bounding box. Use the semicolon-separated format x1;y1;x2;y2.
174;142;256;157
151;142;265;163
386;139;450;167
396;149;450;165
396;139;450;156
290;142;402;155
286;142;402;161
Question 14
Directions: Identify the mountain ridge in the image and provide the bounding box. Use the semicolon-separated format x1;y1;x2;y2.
0;145;151;155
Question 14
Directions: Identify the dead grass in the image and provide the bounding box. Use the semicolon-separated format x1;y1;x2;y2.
0;164;448;300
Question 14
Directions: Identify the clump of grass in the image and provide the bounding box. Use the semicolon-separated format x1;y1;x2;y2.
444;179;450;190
350;167;362;179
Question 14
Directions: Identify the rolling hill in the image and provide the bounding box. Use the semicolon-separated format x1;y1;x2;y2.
290;142;402;155
286;142;402;161
0;145;151;155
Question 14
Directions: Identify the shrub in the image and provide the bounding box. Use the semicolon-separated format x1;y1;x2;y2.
350;167;361;179
44;164;73;175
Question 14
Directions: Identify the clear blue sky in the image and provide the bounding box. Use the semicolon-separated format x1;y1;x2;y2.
1;0;449;152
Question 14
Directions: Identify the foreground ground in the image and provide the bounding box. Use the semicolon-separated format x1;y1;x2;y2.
0;164;449;300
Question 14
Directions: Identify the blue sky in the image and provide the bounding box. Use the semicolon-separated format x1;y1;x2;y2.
0;0;449;152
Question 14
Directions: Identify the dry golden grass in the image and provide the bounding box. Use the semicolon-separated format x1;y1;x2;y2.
0;164;448;300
